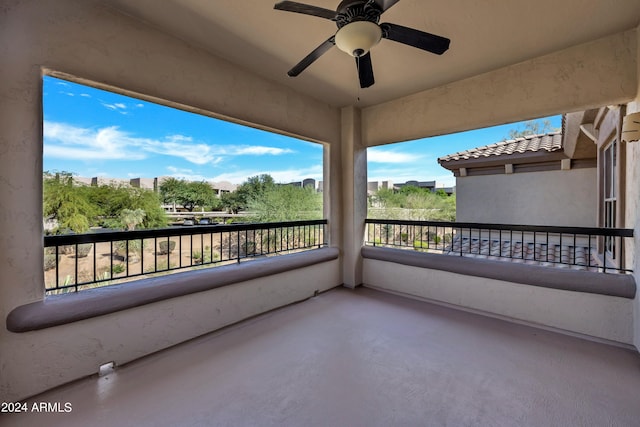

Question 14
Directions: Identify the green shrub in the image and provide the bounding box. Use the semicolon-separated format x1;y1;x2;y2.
413;240;429;251
76;243;92;258
158;240;176;255
242;241;257;256
60;245;75;255
114;240;145;262
112;263;125;274
193;246;220;264
44;254;60;271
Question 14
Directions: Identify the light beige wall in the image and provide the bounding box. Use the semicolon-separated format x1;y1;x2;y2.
627;140;640;350
363;259;634;345
0;0;341;401
2;260;340;401
341;106;367;288
628;24;640;351
362;29;638;146
456;169;597;226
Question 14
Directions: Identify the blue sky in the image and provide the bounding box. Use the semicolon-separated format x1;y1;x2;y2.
43;76;561;187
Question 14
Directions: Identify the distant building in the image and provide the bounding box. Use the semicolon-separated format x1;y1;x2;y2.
303;178;316;189
75;175;238;196
72;176;92;186
92;177;130;187
130;177;156;191
367;182;379;193
367;179;452;195
394;180;436;192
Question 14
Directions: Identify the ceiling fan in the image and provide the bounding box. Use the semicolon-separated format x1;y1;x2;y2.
274;0;450;88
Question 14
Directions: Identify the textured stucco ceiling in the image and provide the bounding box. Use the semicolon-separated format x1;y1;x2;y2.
107;0;640;108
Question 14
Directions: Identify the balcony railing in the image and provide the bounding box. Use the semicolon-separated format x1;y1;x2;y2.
44;219;327;294
365;219;633;274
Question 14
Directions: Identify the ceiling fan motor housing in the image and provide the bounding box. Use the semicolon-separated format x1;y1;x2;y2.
335;0;381;27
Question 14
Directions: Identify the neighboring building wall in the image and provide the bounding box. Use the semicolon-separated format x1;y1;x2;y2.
456;168;597;227
302;178;316;189
130;177;155;190
628;27;640;351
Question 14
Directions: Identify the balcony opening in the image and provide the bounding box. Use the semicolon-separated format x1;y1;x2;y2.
365;110;632;274
42;73;325;294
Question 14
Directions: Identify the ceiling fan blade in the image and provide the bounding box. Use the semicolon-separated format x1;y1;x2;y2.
381;22;450;55
370;0;400;12
288;36;336;77
356;52;375;88
274;1;337;20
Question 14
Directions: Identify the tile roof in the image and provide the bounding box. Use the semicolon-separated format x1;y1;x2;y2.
438;131;563;163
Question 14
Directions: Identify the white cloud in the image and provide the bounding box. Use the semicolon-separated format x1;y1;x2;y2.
167;135;192;143
367;147;422;164
143;140;221;165
135;103;144;108
165;166;210;181
232;146;294;155
100;100;129;112
43;121;305;168
80;93;91;98
43;122;146;161
167;166;193;174
101;103;118;110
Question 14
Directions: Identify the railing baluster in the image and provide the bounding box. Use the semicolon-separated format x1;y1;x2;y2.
360;219;633;276
45;219;632;295
53;245;58;291
74;243;78;289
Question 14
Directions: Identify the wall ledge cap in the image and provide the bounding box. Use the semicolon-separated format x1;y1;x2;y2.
6;247;339;333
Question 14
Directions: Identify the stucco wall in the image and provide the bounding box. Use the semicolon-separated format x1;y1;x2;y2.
2;259;340;401
363;258;634;345
628;24;640;351
0;0;342;401
362;29;638;146
456;168;597;226
627;140;640;350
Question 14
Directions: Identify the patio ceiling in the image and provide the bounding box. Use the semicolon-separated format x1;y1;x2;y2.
106;0;640;108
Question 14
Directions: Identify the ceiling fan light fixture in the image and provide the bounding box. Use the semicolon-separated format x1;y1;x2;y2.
335;21;382;57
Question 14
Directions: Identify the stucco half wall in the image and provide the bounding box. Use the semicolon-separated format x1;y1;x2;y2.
455;168;597;226
2;257;340;401
363;257;634;345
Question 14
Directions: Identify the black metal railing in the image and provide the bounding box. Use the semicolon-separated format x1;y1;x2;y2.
365;219;633;274
44;219;327;294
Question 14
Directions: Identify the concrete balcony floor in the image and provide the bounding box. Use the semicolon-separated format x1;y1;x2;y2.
4;287;640;427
